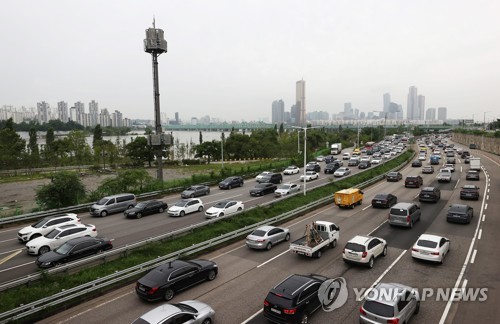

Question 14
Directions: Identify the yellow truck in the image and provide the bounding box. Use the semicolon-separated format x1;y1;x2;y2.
334;188;364;209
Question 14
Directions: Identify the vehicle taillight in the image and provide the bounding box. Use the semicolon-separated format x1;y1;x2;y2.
264;300;269;307
412;248;419;252
92;228;97;231
148;287;158;295
431;252;440;255
387;318;399;324
362;252;368;258
77;218;81;222
360;306;366;315
283;308;296;315
406;216;410;222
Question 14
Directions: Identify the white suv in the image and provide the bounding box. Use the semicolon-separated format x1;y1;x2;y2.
26;223;97;255
17;213;80;242
343;235;387;268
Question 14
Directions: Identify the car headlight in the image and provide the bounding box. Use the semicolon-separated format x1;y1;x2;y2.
41;262;52;266
128;211;136;215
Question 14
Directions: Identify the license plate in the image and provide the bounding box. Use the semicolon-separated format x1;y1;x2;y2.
424;195;429;197
138;286;145;291
271;308;281;314
420;251;429;255
376;201;381;203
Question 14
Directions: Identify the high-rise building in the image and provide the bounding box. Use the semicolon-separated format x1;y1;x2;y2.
74;101;85;124
344;103;354;119
295;80;306;126
383;93;391;112
291;104;298;124
426;108;436;121
57;101;69;122
272;99;285;124
417;95;425;121
438;107;447;121
37;101;49;123
175;112;179;124
89;100;99;126
407;86;418;120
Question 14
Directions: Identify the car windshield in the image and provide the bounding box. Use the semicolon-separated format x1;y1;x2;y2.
250;230;266;237
278;184;291;190
374;194;388;200
174;201;188;207
96;198;108;205
417;239;438;248
214;202;228;208
45;229;61;239
390;208;407;216
55;242;74;255
463;185;476;190
184;187;194;191
363;300;394;317
256;184;268;188
174;302;197;314
387;172;397;176
32;218;49;228
135;202;147;208
285;167;295;171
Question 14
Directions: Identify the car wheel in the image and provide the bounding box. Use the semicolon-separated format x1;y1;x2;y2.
440;252;446;264
237;207;243;212
409;221;414;229
316;250;322;258
228;185;232;190
136;213;142;219
180;211;185;217
207;269;217;281
100;210;108;217
382;245;388;256
30;234;41;241
163;288;175;301
300;313;308;324
202;319;212;324
368;257;374;268
198;206;204;212
190;194;195;198
414;300;420;314
266;242;272;250
206;189;210;195
330;239;337;248
39;246;50;255
285;233;290;241
159;207;164;213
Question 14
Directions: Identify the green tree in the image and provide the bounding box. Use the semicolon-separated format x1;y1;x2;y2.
28;127;40;167
93;124;103;148
194;140;221;163
0;118;26;169
225;132;251;159
125;136;154;166
67;130;91;168
35;172;86;209
97;169;153;194
199;131;203;144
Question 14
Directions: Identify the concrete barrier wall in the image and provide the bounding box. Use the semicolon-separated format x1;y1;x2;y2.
452;133;500;156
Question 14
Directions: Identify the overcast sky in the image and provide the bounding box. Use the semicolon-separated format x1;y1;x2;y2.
1;0;499;123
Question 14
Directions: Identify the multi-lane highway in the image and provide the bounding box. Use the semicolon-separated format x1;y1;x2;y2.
28;142;498;323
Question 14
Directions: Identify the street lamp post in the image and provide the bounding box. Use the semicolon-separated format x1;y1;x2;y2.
292;125;319;196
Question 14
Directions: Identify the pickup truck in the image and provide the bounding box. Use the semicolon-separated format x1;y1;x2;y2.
289;221;340;258
437;169;452;183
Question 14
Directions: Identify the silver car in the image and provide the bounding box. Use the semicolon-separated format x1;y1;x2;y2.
360;282;420;323
246;225;290;250
131;300;215;324
181;185;210;199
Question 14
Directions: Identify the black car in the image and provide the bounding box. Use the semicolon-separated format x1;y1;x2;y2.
419;187;441;203
371;193;398;208
405;175;423;188
358;161;371;169
180;185;210;199
250;183;278;196
260;173;283;184
35;237;113;268
464;157;470;164
306;163;321;172
263;274;328;324
447;204;474;224
411;160;422;167
386;172;403;182
218;176;244;189
460;185;480;200
324;163;340;174
469;143;477;149
461;151;471;158
466;170;480;180
136;259;218;301
124;200;168;219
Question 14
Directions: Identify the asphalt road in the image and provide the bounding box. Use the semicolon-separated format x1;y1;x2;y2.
32;142;499;323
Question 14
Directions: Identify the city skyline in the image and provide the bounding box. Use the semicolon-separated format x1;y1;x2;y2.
1;1;499;123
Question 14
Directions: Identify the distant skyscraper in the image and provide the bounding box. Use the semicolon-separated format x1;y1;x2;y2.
74;101;85;124
175;112;179;124
89;100;99;126
417;95;425;121
290;104;298;124
57;101;69;122
383;93;391;112
407;86;418;120
272;99;285;124
344;103;354;119
438;107;447;121
426;108;436;121
295;80;306;126
37;101;49;123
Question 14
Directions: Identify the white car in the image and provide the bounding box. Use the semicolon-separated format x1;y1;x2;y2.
256;171;272;183
418;154;426;161
383;153;391;159
168;198;204;217
315;155;325;162
17;213;80;242
26;223;97;255
299;171;319;182
274;183;301;197
371;158;382;165
283;166;300;175
411;233;450;264
205;201;244;219
444;163;455;172
343;235;387;268
334;167;351;177
342;153;351;160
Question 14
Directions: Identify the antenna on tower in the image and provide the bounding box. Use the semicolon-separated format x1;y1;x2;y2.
153;16;156;29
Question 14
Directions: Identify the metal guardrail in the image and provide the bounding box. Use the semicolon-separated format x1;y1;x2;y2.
0;152;414;323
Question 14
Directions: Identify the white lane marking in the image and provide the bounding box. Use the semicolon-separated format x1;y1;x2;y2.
241;308;263;324
478;229;482;240
0;228;19;234
361;250;407;300
211;244;246;260
0;261;32;273
413;194;419;199
482;214;486;222
454;179;460;189
470;250;477;264
368;220;388;236
362;205;371;211
484;203;488;210
57;290;135;323
0;238;19;243
439;169;489;324
0;249;23;266
0;248;26;256
257;249;289;268
462;279;468;291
